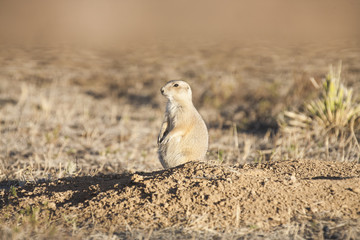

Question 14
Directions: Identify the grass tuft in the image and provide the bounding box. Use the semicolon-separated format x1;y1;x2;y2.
279;63;360;161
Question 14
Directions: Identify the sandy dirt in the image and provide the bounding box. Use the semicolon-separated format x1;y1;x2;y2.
1;159;359;239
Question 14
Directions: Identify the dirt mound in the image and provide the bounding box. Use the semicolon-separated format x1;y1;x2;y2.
1;159;360;238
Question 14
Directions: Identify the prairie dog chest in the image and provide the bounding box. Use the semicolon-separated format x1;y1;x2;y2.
166;101;195;130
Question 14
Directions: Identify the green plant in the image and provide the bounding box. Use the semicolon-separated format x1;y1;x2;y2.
217;149;224;164
278;63;360;161
280;63;360;134
308;63;360;130
9;185;18;198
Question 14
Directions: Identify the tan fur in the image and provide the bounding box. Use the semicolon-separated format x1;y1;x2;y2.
158;80;208;169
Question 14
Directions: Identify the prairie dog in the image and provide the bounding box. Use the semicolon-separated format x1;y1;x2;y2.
158;80;208;169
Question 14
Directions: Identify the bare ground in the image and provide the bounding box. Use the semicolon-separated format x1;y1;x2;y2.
1;159;360;239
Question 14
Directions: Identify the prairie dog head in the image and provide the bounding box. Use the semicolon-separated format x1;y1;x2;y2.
160;80;192;104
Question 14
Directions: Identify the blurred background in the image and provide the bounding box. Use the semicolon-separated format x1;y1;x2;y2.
0;0;359;46
0;1;360;178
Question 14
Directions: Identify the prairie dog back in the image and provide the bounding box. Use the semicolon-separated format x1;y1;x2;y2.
157;80;208;169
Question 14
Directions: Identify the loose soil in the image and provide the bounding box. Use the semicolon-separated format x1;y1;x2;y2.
1;159;359;239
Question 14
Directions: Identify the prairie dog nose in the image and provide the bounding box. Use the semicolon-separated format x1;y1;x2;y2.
160;87;165;94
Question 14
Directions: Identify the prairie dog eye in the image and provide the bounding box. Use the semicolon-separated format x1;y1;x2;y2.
173;83;179;87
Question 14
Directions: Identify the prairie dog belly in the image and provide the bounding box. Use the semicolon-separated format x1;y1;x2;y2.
158;133;184;168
